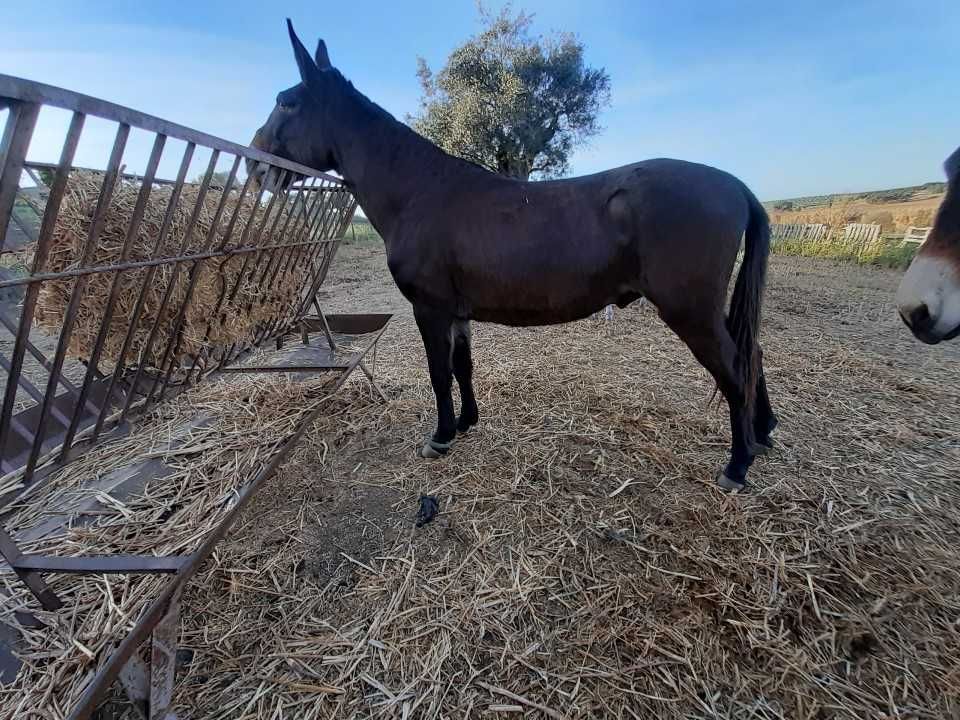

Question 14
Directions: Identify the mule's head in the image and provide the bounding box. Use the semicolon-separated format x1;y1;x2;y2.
896;146;960;344
248;20;339;191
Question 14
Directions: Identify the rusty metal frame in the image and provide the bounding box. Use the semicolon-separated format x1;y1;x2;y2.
0;73;356;489
66;318;389;720
0;75;391;717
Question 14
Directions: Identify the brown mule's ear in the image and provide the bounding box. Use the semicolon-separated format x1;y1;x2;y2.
945;145;960;183
287;19;322;92
315;39;332;70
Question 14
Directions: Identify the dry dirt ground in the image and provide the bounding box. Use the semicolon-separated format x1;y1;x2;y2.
133;242;960;720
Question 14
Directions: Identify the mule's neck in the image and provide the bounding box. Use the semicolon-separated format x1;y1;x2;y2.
325;78;486;239
938;182;960;236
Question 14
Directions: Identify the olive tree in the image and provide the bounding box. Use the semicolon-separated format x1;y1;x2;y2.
411;5;611;180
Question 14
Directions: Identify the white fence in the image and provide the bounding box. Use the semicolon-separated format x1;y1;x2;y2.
901;226;932;247
771;223;829;244
841;222;882;246
769;220;923;261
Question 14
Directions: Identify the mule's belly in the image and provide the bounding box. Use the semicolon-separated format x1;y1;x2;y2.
472;306;595;326
472;300;639;327
466;266;643;326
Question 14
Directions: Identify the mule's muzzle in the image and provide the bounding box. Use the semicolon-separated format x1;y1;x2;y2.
246;160;297;195
247;128;291;193
896;253;960;345
897;302;960;345
245;157;266;192
899;303;939;344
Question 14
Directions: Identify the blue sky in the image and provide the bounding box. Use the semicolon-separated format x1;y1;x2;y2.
1;0;957;200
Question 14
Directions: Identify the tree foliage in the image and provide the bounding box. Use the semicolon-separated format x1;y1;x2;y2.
411;5;611;180
36;168;56;187
191;170;233;188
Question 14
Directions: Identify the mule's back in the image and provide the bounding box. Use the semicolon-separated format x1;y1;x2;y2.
417;159;753;324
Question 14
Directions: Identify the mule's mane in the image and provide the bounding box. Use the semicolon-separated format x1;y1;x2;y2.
315;66;503;240
324;68;500;181
935;151;960;238
938;191;960;239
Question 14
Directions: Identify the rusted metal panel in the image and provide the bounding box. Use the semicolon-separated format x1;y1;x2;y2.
64;318;389;720
0;616;24;684
316;313;393;335
0;75;382;718
60;133;168;457
0;74;336;183
220;363;351;373
0;378;114;479
92;142;197;442
0;102;42;460
23;123;131;479
12;554;187;574
0;236;337;291
0;74;373;717
0;90;356;484
149;592;180;720
0;528;62;610
0;101;40;255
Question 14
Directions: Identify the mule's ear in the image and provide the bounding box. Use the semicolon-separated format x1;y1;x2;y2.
287;19;322;91
945;145;960;183
315;39;332;70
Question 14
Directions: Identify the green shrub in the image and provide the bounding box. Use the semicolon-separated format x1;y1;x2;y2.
771;234;917;269
346;217;381;244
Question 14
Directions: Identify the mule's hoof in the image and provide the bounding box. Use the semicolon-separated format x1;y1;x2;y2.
751;440;774;456
766;416;779;436
419;439;451;459
716;472;746;492
457;409;479;434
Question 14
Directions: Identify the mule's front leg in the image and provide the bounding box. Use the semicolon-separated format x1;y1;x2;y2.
414;305;456;459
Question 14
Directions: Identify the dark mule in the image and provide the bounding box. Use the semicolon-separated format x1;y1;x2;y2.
897;145;960;344
252;21;777;490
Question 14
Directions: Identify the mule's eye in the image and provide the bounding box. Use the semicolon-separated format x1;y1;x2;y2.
277;94;297;111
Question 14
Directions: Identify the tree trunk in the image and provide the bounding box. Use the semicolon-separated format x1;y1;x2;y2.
495;150;533;180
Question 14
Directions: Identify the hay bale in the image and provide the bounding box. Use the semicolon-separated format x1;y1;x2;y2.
860;209;894;232
32;171;311;371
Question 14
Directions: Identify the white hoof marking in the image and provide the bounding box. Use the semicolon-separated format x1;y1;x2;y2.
419;440;451;459
717;472;745;492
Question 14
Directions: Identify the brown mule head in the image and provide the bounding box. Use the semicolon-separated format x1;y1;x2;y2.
897;145;960;344
248;20;337;191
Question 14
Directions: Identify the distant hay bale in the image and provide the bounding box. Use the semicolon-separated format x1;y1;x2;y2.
895;207;936;230
33;171;311;371
860;209;894;232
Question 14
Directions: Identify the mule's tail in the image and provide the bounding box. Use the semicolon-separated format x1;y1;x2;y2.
728;188;770;437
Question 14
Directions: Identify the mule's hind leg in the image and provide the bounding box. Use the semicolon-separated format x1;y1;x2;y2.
452;320;479;432
751;348;777;455
666;314;755;491
414;305;456;459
